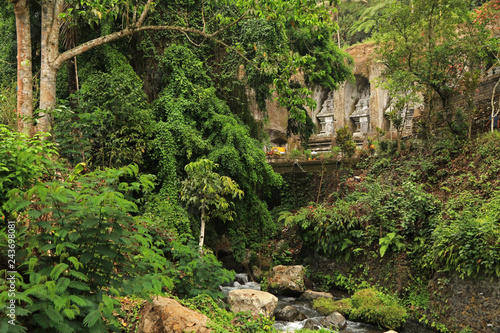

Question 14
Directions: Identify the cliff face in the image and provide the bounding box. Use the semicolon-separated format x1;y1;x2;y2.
256;42;500;151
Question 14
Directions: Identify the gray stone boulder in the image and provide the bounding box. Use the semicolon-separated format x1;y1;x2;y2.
138;297;210;333
267;265;306;296
274;305;307;322
299;290;334;300
323;311;347;330
227;289;278;317
302;311;346;331
303;317;324;330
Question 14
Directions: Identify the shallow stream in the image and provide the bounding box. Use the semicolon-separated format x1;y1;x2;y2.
220;274;436;333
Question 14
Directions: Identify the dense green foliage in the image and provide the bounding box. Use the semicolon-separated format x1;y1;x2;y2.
375;0;493;134
0;126;57;220
0;129;235;331
2;162;173;332
151;45;282;257
1;1;500;332
52;48;153;168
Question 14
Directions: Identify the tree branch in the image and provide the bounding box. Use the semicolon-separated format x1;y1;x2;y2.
135;0;154;28
210;11;248;39
55;24;260;71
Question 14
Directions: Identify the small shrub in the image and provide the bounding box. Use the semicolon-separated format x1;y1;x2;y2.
289;149;302;159
349;288;407;330
336;125;356;158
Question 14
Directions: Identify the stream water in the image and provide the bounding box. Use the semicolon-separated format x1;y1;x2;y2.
220;274;436;333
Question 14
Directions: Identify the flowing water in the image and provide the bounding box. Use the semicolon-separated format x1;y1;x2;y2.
221;274;436;333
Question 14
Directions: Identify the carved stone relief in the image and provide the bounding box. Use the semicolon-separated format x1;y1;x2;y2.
317;91;335;136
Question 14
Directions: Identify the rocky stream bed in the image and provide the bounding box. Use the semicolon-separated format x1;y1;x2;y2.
220;270;436;333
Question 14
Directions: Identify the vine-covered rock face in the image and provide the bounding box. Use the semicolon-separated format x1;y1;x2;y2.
138;297;210;333
227;289;278;318
267;265;306;296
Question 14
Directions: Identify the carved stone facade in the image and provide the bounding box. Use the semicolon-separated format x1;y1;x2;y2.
255;41;499;152
308;43;393;151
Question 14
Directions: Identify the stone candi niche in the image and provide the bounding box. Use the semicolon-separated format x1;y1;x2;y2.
316;91;335;136
350;76;371;138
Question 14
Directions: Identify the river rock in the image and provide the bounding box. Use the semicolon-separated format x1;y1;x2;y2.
252;266;262;281
138;297;210;333
227;289;278;317
275;305;307;322
267;265;306;296
302;311;346;331
303;317;324;330
299;290;334;300
323;311;347;330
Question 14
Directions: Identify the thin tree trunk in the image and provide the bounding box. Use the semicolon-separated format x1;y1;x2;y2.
491;77;500;132
397;130;401;153
199;206;206;252
13;0;32;134
316;168;324;204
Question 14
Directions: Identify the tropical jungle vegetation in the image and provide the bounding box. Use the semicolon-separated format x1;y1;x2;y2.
0;0;499;332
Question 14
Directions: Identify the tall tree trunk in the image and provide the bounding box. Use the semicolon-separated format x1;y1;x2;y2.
13;0;32;134
199;206;206;253
37;0;64;133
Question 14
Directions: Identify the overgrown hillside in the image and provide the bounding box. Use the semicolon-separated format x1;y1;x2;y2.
272;132;500;332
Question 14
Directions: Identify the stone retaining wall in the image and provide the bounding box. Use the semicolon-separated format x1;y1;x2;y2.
425;274;500;333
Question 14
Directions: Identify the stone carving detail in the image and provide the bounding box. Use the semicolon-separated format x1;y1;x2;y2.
350;89;370;136
317;91;335;136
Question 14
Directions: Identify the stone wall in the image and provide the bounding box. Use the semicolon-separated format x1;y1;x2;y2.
425;274;500;333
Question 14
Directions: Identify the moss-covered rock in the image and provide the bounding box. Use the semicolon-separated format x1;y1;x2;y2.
312;297;352;316
349;288;407;330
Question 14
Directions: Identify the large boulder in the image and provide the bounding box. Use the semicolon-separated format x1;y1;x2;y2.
138;297;210;333
227;289;278;317
323;311;347;330
267;265;306;296
275;305;307;322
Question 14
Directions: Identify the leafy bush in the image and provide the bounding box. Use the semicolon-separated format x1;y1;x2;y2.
312;297;352;316
53;54;153;169
0;164;173;332
0;125;57;220
167;241;235;299
427;190;500;277
279;202;363;261
349;288;407;330
142;194;193;242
